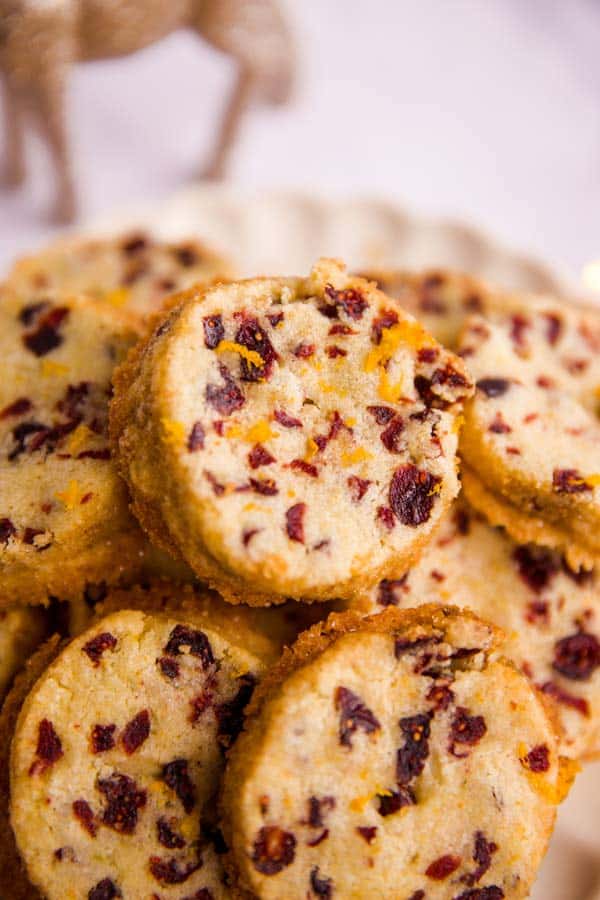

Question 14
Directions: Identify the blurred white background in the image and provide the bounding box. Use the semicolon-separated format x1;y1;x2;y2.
1;0;599;281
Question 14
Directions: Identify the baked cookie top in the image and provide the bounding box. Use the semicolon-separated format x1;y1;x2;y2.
111;259;472;605
459;308;600;568
10;608;266;900
0;290;145;605
222;606;568;900
6;231;232;321
358;500;600;760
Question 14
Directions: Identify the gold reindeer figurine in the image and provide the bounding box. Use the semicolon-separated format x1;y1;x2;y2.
0;0;294;222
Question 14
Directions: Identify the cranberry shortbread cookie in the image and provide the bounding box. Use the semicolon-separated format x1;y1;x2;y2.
352;500;600;760
6;231;232;321
222;606;569;900
0;289;147;606
111;259;472;605
6;606;271;900
459;307;600;569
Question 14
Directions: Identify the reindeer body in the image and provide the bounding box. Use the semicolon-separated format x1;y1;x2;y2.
0;0;294;220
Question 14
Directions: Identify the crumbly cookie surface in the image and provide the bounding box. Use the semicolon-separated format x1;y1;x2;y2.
222;607;566;900
0;605;48;699
0;290;146;606
10;608;267;900
459;309;600;567
6;231;232;321
354;500;600;759
111;259;472;604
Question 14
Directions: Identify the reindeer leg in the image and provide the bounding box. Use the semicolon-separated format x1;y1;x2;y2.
32;68;76;223
0;75;26;187
202;64;254;180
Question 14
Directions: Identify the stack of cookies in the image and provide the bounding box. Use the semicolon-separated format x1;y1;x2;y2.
0;235;596;899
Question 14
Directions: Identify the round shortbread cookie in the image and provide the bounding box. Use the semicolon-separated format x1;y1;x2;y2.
0;290;147;606
222;606;569;900
359;268;504;349
8;606;270;900
6;231;232;321
459;310;600;568
111;259;472;605
350;500;600;760
0;605;48;699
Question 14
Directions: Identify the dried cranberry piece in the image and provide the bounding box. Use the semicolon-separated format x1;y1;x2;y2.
397;713;432;785
91;723;116;754
321;283;368;320
553;632;600;680
274;408;303;428
204;470;225;495
545;313;562;345
149;856;200;885
326;345;347;358
206;363;245;415
121;709;150;755
427;682;455;711
175;243;199;267
216;673;256;748
475;378;510;398
426;854;462;880
335;686;380;748
408;893;425;900
157;817;186;849
356;826;377;844
513;545;560;592
380;416;405;453
122;233;148;254
523;744;551;773
367;405;396;425
88;879;122;900
305;795;335;828
83;632;117;666
329;323;355;335
267;311;284;327
453;889;504;900
371;309;399;343
389;465;441;527
242;527;261;546
552;468;592;493
8;421;50;461
164;625;214;669
347;475;371;502
202;314;225;349
248;444;275;469
377;575;408;606
31;719;63;772
184;891;214;900
307;829;329;847
286;502;306;543
377;506;395;530
187;422;205;451
73;799;97;836
291;458;318;477
162;759;196;813
0;518;16;544
418;347;439;364
235;316;279;381
252;826;296;874
448;707;487;757
189;688;213;724
23;306;70;356
310;866;333;898
157;656;180;679
460;832;498;886
250;476;279;495
377;787;415;815
97;772;147;834
0;397;32;419
294;342;315;358
488;413;511;434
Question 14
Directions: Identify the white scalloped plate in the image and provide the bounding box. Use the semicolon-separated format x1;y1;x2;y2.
88;186;599;900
